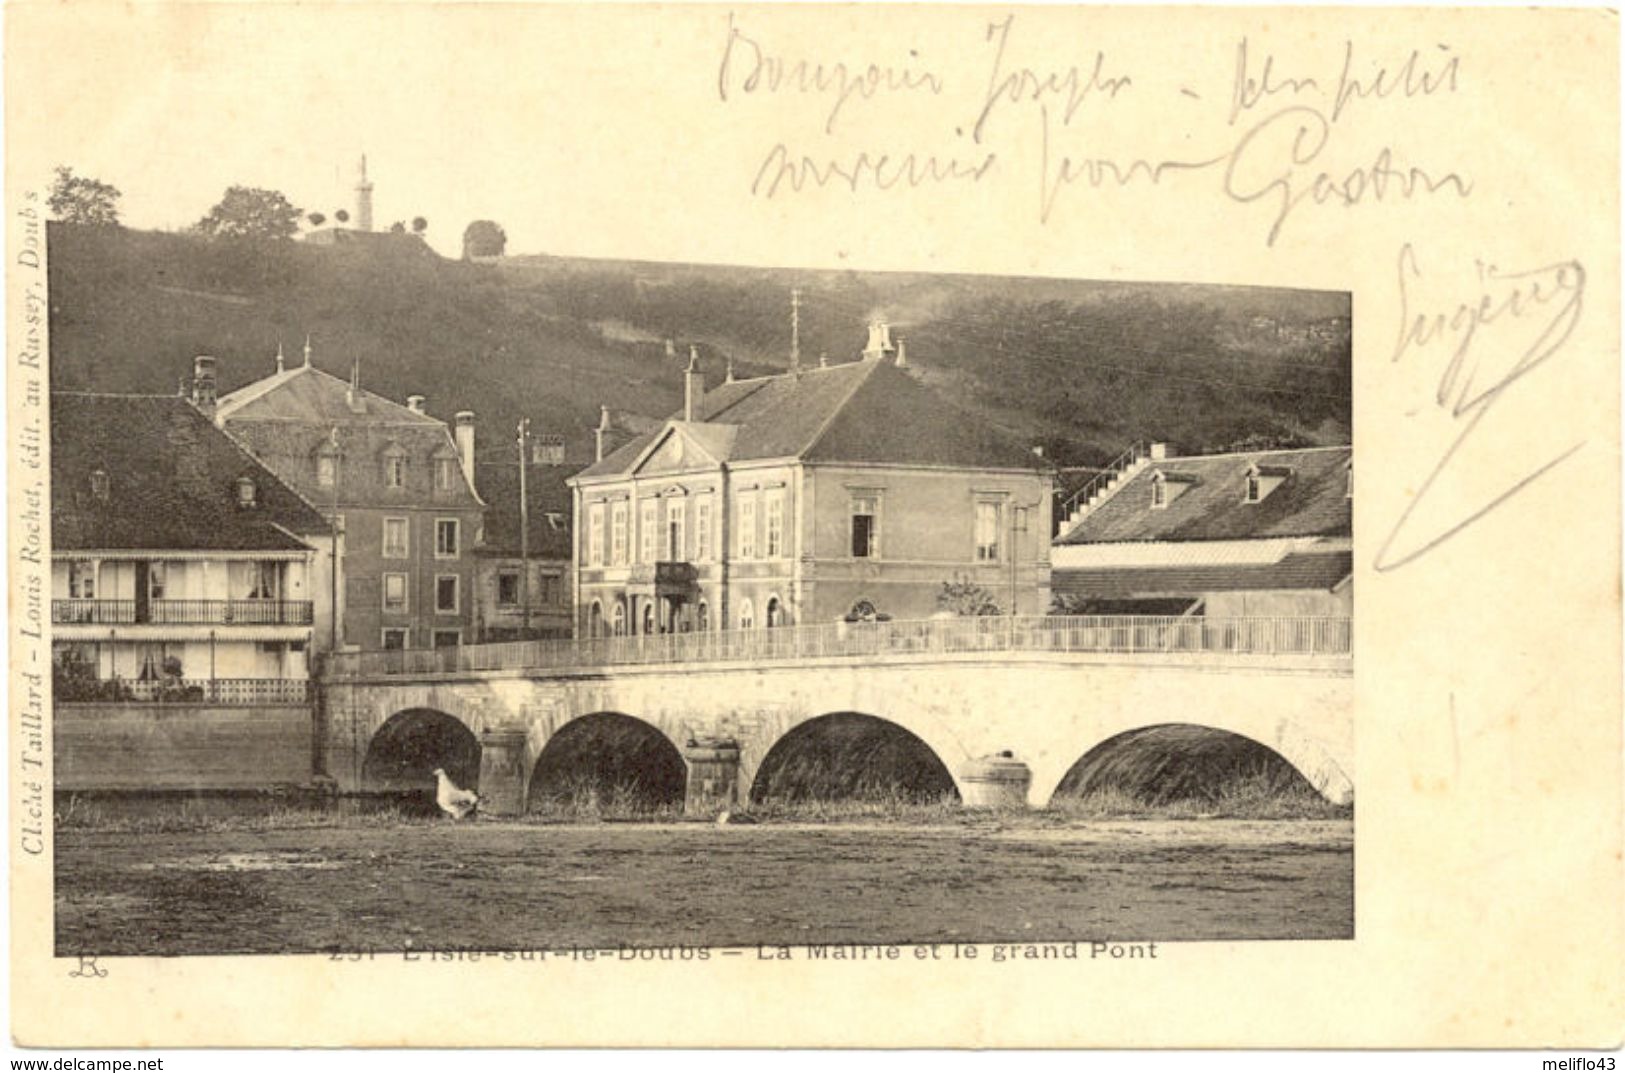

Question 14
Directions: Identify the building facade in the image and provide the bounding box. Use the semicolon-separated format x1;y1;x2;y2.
213;345;484;653
472;436;575;641
569;329;1055;635
51;392;329;790
1050;444;1353;617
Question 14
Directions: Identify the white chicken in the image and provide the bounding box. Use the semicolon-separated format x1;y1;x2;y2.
432;768;479;820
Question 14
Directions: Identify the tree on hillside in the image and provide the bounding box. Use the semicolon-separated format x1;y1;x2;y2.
307;212;327;228
412;216;428;235
462;219;507;259
48;166;121;226
390;221;406;234
335;209;350;224
194;186;302;240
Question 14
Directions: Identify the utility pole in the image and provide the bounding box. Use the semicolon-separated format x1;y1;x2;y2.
517;417;531;638
329;426;341;653
790;288;801;373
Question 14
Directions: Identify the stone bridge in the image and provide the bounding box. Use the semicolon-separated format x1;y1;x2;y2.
320;616;1353;812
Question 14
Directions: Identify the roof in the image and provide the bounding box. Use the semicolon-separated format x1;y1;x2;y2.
216;365;482;511
1057;446;1352;545
215;363;445;426
574;358;1051;480
473;460;574;559
1051;551;1354;598
51;393;329;552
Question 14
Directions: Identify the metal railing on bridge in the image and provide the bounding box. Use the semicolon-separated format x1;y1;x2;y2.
325;614;1352;678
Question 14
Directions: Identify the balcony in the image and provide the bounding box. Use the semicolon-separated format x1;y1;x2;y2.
626;561;700;599
53;599;313;627
54;677;311;705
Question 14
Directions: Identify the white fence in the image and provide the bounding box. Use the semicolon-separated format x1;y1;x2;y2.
326;614;1352;679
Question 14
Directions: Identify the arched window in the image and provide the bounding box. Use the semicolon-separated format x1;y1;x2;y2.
738;599;755;630
765;596;783;628
642;603;656;636
588;600;604;639
611;600;626;637
697;600;709;631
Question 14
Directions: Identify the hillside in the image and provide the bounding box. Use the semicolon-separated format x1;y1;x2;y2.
47;224;1350;473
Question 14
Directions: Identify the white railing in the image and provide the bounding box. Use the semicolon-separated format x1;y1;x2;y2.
325;614;1352;679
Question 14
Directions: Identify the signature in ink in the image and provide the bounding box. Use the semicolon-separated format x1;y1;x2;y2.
1377;244;1586;571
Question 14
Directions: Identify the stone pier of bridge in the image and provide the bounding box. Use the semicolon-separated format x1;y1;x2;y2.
319;648;1353;812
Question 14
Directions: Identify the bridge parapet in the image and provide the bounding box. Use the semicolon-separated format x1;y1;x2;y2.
326;614;1352;680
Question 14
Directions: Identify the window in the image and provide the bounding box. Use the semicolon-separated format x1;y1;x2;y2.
435;518;460;558
611;600;626;636
1245;475;1262;503
738;598;755;630
611;501;628;564
381;628;408;650
642;603;656;636
383;572;408;613
640;500;659;563
538;573;561;605
667;499;686;561
588;601;604;639
148;562;166;600
738;495;757;559
89;469;109;501
242;561;279;599
1151;475;1167;509
975;501;1002;562
316;453;336;488
435;575;459;613
697;600;709;631
497;570;520;607
695;497;712;561
432;629;461;650
68;561;96;598
435;457;457;492
766;596;784;628
850;496;878;558
236;477;257;508
385;455;406;489
589;505;605;566
765;490;784;559
383;517;408;558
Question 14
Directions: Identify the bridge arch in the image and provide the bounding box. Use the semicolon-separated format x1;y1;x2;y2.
527;711;687;814
1035;721;1352;808
361;707;481;794
748;711;963;806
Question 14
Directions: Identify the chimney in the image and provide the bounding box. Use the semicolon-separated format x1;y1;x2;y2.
190;355;218;415
594;405;613;462
454;411;476;492
895;337;908;369
863;320;894;361
684;346;704;421
406;394;426;414
355;154;374;233
1149;442;1169;460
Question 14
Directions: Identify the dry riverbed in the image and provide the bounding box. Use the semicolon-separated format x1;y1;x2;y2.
56;819;1352;955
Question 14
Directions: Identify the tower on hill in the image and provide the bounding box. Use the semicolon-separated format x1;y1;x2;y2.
354;155;374;233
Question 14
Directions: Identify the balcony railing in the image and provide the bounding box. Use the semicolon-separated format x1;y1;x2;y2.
149;599;313;625
326;614;1352;679
55;677;311;705
52;599;313;626
53;599;136;624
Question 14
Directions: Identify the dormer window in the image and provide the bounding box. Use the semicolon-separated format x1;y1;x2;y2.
434;456;457;492
88;468;109;502
236;476;258;508
316;447;338;488
381;444;408;489
1150;470;1196;509
1243;463;1291;503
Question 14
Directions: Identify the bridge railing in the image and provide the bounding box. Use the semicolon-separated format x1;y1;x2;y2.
325;614;1352;678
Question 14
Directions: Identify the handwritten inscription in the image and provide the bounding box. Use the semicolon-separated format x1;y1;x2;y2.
718;14;1473;245
1378;244;1586;571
